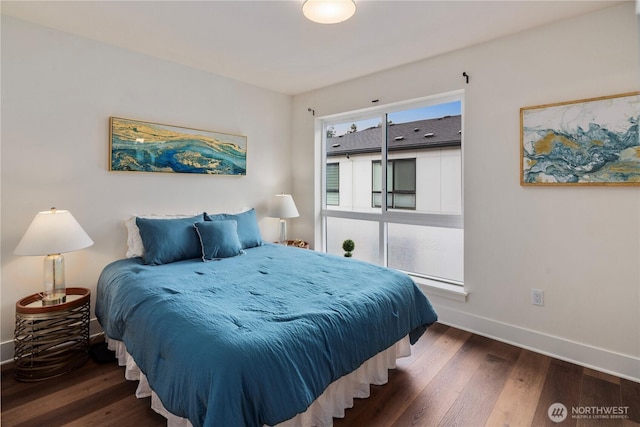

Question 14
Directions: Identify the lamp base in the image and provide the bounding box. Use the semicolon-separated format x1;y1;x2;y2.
42;293;66;306
278;219;287;244
43;253;66;306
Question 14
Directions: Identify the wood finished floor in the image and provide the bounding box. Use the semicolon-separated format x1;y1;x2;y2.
2;323;639;427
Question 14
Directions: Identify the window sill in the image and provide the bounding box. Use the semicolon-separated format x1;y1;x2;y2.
411;276;468;302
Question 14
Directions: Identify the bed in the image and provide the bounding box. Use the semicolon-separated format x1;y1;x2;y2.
95;211;437;427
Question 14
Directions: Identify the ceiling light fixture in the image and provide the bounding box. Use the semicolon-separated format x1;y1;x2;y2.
303;0;356;24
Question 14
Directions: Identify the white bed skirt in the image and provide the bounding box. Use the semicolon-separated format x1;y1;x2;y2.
107;336;411;427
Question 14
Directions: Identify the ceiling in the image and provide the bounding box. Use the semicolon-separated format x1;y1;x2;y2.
0;1;627;95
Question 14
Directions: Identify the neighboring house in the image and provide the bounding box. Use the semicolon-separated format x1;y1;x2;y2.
326;115;462;213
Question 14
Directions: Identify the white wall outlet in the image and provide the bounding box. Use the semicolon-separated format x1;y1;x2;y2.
531;289;544;306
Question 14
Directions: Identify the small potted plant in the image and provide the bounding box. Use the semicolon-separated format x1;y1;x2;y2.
342;239;355;257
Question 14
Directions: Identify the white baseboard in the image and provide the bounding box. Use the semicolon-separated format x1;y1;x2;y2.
434;305;640;383
1;318;103;366
1;340;14;365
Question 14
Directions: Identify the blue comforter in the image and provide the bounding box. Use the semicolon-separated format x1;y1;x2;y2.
96;244;437;427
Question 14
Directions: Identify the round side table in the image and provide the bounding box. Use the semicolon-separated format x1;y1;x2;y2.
14;287;91;382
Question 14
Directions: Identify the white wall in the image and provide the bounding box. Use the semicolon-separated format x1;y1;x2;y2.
0;16;292;359
292;3;640;380
330;148;461;213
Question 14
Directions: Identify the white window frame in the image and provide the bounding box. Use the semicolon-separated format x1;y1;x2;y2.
317;91;465;292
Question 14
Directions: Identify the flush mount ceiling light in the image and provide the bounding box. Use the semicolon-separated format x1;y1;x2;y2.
303;0;356;24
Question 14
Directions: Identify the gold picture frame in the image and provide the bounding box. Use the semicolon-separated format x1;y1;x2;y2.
520;92;639;186
109;117;247;175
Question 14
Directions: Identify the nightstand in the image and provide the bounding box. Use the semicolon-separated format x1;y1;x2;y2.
14;287;91;381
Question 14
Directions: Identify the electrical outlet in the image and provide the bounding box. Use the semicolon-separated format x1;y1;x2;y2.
531;289;544;306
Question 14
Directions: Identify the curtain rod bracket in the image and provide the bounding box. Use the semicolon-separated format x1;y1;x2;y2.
308;108;315;116
462;72;469;84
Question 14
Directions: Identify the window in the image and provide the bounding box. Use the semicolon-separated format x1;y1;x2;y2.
321;92;464;285
372;159;416;209
326;163;340;206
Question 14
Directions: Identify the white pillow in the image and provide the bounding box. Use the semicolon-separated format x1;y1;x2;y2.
125;213;201;258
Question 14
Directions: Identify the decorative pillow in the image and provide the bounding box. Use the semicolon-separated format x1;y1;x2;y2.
193;220;244;261
135;215;203;265
125;213;202;258
205;208;263;249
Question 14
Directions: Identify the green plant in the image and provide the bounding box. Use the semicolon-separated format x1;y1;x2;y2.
342;239;355;257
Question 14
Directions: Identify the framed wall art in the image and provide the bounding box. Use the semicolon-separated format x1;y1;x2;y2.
110;117;247;175
521;92;639;186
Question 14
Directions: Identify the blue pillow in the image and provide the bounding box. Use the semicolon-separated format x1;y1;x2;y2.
136;215;203;265
204;208;263;249
194;221;244;260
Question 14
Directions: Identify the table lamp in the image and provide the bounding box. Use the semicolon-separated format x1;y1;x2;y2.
267;194;299;244
14;208;93;306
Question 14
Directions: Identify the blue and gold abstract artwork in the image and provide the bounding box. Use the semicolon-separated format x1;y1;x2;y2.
110;117;247;175
521;92;639;185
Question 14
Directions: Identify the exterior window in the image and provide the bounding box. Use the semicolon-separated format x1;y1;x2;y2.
372;159;416;209
321;93;464;285
326;163;340;206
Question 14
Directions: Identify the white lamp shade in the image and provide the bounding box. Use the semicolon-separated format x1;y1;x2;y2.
14;209;94;256
268;194;299;219
303;0;356;24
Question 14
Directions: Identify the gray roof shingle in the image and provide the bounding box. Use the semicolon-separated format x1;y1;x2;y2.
327;115;461;156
